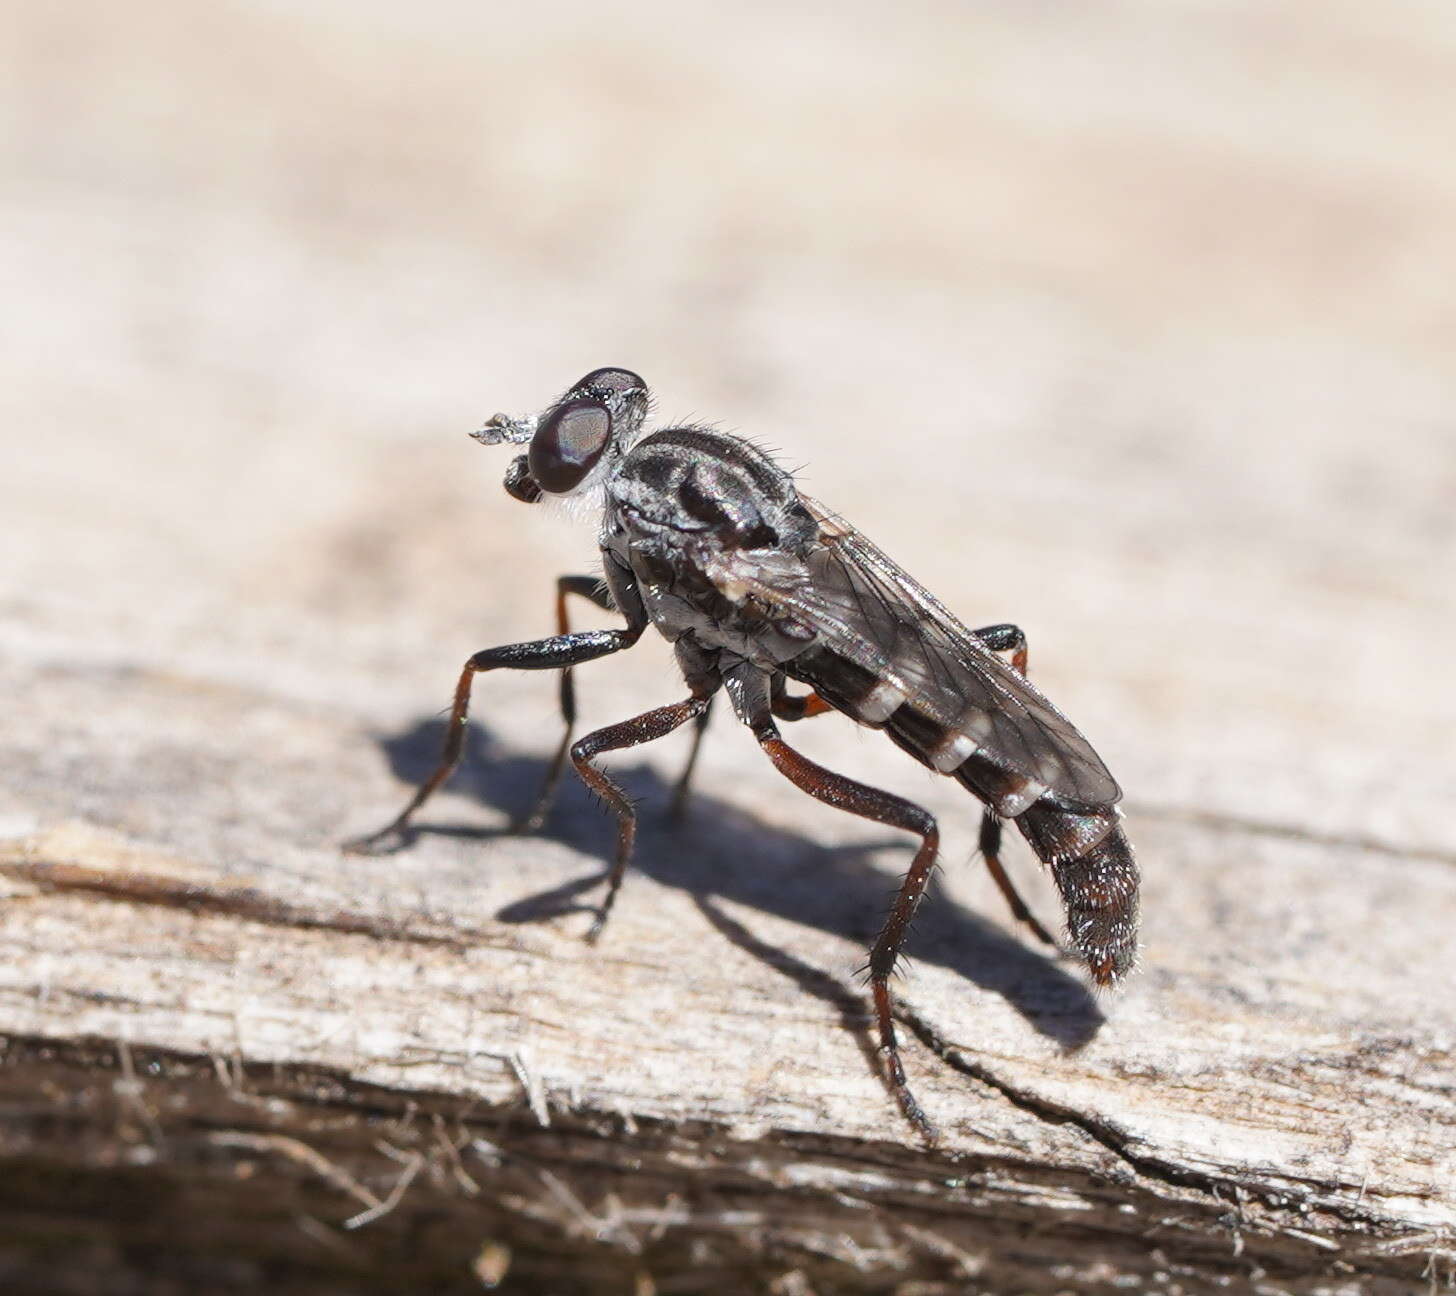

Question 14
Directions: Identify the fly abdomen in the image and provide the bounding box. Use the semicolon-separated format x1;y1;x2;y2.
791;649;1059;818
784;633;1139;985
887;688;1138;984
788;647;910;728
884;700;1048;817
1016;800;1139;985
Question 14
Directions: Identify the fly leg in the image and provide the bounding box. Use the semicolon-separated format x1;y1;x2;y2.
572;693;716;941
729;668;940;1141
978;814;1058;947
666;699;715;819
515;575;617;833
344;623;643;854
970;622;1057;948
969;626;1138;981
974;622;1028;677
770;673;836;721
768;671;1052;949
665;639;724;820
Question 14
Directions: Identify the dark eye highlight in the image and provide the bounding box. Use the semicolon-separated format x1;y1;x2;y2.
528;397;613;494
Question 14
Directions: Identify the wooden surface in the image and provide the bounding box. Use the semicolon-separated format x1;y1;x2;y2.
3;3;1455;1292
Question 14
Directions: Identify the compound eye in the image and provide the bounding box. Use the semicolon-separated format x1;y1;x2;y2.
528;397;613;493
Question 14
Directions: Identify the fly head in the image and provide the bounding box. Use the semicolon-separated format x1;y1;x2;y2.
472;367;651;503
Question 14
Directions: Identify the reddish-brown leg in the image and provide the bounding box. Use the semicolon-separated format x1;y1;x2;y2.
571;696;713;940
770;675;837;722
974;621;1029;680
970;622;1062;946
751;722;941;1142
345;624;640;854
668;670;834;821
979;814;1058;947
667;699;715;819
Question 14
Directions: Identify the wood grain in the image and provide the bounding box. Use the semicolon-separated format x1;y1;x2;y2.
2;2;1454;1292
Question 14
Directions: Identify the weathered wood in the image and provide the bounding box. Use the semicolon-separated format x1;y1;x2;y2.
3;1;1455;1291
1;693;1452;1294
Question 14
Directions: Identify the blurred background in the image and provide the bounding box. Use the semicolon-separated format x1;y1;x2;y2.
2;0;1454;858
4;10;1455;1285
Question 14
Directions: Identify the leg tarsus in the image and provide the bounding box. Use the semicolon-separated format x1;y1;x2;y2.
344;625;637;854
344;658;483;856
751;714;942;1143
342;819;419;857
872;982;940;1144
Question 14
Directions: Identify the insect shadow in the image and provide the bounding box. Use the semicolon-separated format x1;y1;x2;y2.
375;717;1105;1052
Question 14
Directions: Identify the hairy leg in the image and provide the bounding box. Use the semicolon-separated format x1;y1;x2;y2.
667;698;715;819
571;695;714;939
345;624;640;854
728;666;941;1140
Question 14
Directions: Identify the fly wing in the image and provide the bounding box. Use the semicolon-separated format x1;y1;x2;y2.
724;495;1122;808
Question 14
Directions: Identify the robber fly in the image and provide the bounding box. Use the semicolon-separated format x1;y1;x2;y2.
348;367;1139;1139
